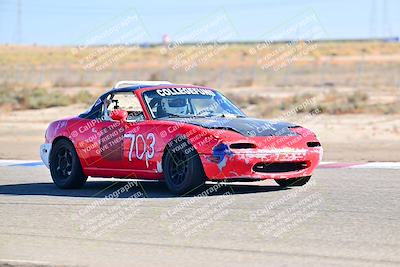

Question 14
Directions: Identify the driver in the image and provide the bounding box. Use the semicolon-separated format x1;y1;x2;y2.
160;97;189;116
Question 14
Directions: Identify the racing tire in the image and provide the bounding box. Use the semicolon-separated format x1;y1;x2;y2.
163;138;206;195
275;176;311;187
49;139;87;189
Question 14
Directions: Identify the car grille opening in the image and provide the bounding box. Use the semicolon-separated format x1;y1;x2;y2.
229;143;256;149
307;142;321;147
253;161;309;173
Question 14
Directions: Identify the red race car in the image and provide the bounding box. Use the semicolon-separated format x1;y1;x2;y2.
40;81;323;194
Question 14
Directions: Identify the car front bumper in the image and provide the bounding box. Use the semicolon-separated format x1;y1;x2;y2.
199;147;322;181
40;143;52;169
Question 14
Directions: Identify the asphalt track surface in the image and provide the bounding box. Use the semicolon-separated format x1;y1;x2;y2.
0;165;399;267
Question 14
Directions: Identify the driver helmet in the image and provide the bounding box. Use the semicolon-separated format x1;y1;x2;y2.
160;97;189;115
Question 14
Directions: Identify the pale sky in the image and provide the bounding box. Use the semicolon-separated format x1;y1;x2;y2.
0;0;399;45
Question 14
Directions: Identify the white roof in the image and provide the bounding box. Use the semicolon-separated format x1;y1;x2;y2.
114;80;171;88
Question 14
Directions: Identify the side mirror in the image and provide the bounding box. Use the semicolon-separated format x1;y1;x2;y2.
110;109;128;122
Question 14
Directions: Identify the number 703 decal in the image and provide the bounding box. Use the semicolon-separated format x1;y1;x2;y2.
124;133;156;167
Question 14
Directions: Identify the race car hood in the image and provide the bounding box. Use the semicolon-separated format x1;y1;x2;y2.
165;117;299;137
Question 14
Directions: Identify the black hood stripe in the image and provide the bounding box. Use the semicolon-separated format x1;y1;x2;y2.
165;117;298;137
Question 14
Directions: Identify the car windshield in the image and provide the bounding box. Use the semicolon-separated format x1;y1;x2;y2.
143;88;245;119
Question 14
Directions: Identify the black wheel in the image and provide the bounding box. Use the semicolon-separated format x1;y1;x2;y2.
50;139;87;189
275;176;311;187
163;138;206;195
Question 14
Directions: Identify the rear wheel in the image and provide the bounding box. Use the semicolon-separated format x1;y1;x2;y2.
275;176;311;187
50;139;87;189
163;138;206;195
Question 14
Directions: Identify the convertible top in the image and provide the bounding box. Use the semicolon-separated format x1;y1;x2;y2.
78;85;155;119
79;83;202;119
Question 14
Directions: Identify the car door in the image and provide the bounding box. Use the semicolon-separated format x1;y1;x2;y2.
94;91;157;173
121;121;159;172
98;120;126;166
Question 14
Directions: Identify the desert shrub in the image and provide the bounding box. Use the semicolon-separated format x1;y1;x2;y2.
0;86;99;110
321;90;369;114
369;102;399;115
236;79;254;87
19;88;71;109
259;103;279;117
225;93;272;109
323;89;342;102
347;91;368;105
73;90;95;105
248;95;268;105
224;93;249;108
278;93;316;113
53;77;72;87
149;72;161;81
194;80;208;87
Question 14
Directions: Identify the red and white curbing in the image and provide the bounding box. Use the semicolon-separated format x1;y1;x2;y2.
0;160;41;167
0;160;399;169
318;161;400;169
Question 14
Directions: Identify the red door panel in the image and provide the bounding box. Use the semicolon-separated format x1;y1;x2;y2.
95;120;126;169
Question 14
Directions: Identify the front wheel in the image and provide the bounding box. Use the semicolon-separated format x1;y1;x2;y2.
49;139;87;189
163;139;206;195
275;176;311;187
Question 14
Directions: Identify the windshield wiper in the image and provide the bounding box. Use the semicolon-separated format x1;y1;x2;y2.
158;114;198;119
158;114;245;119
204;114;246;118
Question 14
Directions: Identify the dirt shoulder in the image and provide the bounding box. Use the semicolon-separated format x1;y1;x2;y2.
0;105;399;162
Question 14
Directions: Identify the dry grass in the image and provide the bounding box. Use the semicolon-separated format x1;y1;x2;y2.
228;89;399;117
1;42;399;66
0;87;96;110
0;41;399;114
